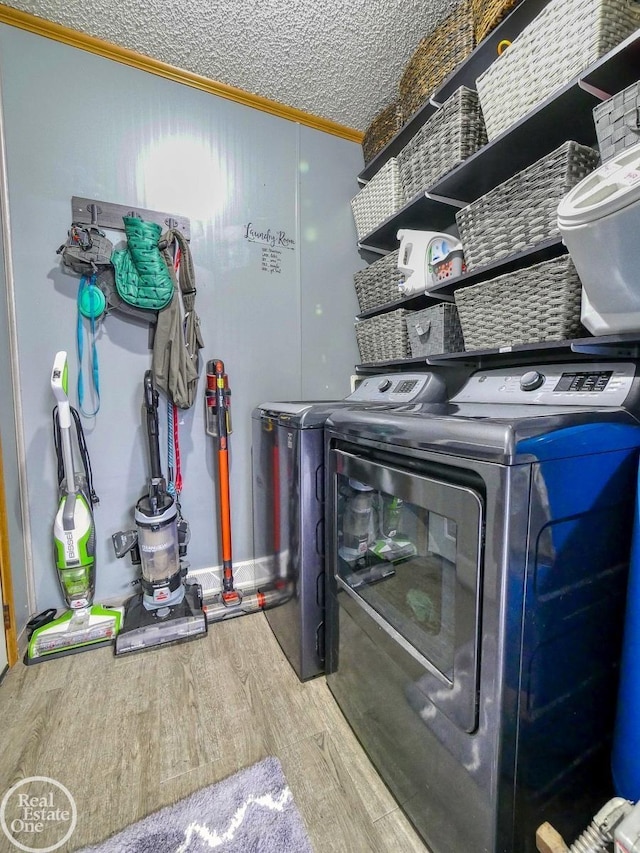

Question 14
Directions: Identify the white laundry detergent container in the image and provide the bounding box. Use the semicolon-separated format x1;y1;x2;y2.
558;141;640;335
396;229;452;296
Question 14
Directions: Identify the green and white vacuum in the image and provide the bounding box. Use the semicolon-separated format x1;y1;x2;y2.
25;352;122;664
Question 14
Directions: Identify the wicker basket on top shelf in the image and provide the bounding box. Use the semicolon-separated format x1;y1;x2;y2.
362;103;403;166
454;255;585;350
455;140;599;271
399;0;475;124
476;0;640;140
471;0;521;43
397;87;487;200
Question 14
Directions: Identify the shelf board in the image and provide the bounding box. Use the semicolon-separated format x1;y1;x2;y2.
430;80;599;204
358;0;551;184
355;335;640;373
358;192;459;253
429;236;566;298
580;28;640;98
357;289;454;321
427;335;640;368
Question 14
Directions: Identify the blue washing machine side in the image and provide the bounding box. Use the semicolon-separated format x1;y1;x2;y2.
518;422;640;801
613;460;640;801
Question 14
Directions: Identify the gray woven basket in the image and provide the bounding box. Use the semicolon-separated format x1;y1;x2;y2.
594;81;640;162
397;87;487;200
454;255;585;350
476;0;640;140
455;141;599;270
351;158;405;241
406;304;465;356
354;250;404;313
355;309;411;362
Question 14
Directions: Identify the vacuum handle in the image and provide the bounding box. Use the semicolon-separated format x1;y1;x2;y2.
143;370;163;481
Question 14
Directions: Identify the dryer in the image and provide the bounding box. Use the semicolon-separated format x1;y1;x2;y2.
251;371;453;681
324;361;640;853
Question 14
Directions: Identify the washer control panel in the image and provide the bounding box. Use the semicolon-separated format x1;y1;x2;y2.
451;363;636;406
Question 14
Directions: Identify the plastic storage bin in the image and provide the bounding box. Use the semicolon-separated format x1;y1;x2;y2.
558;140;640;335
406;304;465;356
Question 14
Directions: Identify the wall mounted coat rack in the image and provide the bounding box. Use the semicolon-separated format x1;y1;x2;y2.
71;197;191;240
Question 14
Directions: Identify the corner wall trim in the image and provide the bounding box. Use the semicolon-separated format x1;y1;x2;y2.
0;4;364;144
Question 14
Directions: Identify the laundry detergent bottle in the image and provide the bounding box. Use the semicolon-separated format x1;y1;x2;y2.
340;479;375;563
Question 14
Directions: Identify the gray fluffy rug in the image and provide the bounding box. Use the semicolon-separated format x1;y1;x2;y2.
77;757;313;852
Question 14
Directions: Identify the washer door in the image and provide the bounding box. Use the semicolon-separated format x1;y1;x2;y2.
331;448;484;733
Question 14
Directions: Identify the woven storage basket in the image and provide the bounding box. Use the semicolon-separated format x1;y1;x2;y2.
363;103;402;165
471;0;521;43
476;0;640;140
354;250;404;313
455;141;599;270
351;158;404;241
406;304;466;356
454;255;584;349
399;1;475;124
397;87;487;200
594;81;640;162
355;309;411;362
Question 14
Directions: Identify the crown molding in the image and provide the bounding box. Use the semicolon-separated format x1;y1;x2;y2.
0;4;364;143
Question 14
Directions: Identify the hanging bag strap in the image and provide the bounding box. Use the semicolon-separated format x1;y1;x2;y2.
76;275;101;417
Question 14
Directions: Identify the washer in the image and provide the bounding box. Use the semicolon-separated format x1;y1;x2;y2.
324;360;640;853
251;371;453;681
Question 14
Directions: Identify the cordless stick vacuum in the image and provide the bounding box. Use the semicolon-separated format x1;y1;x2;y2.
113;371;207;655
25;352;122;664
204;359;289;622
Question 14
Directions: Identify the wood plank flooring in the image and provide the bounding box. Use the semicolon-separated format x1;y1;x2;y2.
0;612;431;852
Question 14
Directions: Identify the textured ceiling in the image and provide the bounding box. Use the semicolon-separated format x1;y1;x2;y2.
3;0;459;131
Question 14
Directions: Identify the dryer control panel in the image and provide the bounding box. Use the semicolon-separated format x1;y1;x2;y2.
451;362;636;407
348;372;446;404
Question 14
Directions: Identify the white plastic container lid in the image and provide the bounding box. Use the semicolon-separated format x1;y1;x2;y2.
558;140;640;226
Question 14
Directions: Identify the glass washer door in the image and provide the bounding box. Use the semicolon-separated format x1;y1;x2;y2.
332;448;483;733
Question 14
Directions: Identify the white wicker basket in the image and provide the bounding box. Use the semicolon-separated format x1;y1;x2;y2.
476;0;640;140
351;159;405;241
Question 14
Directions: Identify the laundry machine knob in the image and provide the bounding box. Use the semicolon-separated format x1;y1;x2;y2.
520;370;544;391
378;378;392;392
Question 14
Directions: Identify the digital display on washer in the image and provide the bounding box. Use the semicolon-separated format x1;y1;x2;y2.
394;379;419;394
553;371;613;392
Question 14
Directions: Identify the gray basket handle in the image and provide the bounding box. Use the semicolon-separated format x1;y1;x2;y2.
414;320;431;339
625;109;640;132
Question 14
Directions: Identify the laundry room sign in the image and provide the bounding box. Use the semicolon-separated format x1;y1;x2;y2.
244;222;296;276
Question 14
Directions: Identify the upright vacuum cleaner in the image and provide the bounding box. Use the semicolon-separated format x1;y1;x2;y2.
112;371;207;654
204;359;289;621
26;352;122;664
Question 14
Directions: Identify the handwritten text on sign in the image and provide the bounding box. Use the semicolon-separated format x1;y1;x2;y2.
244;222;295;275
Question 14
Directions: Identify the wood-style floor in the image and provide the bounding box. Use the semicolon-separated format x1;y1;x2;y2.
0;612;431;852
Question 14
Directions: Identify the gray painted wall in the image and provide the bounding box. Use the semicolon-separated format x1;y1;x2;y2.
0;151;29;633
0;25;363;628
